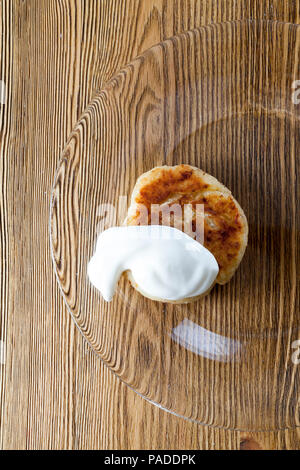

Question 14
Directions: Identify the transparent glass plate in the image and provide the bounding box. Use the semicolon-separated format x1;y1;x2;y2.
50;20;300;431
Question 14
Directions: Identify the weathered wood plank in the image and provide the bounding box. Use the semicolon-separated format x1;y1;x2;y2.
0;0;299;450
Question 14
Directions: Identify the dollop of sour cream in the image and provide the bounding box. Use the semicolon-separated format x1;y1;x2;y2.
88;225;219;302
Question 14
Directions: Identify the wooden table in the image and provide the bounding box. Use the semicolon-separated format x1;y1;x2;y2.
0;0;299;450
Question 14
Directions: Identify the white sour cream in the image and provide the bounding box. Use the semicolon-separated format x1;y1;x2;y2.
87;225;219;302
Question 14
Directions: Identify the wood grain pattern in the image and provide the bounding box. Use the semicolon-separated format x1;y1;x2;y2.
1;0;300;449
50;19;300;432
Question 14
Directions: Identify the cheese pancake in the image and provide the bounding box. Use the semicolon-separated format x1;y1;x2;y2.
124;165;248;297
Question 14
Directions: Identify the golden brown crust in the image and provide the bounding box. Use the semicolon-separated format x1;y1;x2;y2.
124;164;248;301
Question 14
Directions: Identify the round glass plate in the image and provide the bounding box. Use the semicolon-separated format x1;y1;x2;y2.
50;20;300;431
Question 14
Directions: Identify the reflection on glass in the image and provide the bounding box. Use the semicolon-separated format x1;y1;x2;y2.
171;319;242;362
